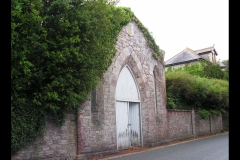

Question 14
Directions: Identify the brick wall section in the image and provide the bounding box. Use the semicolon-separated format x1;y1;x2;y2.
12;111;77;160
167;110;193;141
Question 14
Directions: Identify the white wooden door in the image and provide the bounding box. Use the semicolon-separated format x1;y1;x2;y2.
129;102;141;146
116;101;130;150
115;66;141;150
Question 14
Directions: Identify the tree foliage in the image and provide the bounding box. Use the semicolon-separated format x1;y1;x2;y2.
11;0;143;155
11;0;48;155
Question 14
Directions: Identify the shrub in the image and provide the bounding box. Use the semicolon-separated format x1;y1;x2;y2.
166;71;229;114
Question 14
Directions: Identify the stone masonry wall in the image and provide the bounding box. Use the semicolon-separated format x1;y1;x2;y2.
114;22;168;148
77;21;168;158
12;111;77;160
167;110;193;141
210;114;223;133
194;114;211;136
194;113;223;137
167;109;223;142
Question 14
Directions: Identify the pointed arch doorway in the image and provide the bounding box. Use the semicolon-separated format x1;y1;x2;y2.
115;66;142;150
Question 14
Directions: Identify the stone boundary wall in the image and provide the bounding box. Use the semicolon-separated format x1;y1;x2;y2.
210;114;223;133
194;113;211;136
167;110;193;141
12;109;224;160
222;111;229;131
11;111;77;160
168;109;223;142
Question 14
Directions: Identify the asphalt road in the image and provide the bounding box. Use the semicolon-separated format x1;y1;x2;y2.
106;133;229;160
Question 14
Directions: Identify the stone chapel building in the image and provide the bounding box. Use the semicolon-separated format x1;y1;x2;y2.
12;21;168;160
77;21;168;158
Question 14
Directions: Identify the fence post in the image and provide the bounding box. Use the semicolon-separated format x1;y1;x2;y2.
191;108;196;138
209;114;212;133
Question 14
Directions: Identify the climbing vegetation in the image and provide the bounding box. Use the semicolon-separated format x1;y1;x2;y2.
11;0;163;155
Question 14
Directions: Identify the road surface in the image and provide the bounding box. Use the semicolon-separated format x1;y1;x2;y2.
105;133;228;160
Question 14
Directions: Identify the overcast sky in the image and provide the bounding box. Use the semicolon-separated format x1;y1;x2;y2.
116;0;229;62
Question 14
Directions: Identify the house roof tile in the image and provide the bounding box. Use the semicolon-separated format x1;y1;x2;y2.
194;45;218;56
165;48;202;66
194;46;214;53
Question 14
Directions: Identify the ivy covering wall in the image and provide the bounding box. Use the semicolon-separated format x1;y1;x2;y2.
11;0;163;155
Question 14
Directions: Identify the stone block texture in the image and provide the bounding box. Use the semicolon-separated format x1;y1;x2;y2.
210;114;223;133
195;113;211;136
77;21;168;158
12;111;77;160
167;110;223;141
168;110;193;141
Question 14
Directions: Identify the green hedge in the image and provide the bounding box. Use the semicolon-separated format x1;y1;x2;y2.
166;71;229;118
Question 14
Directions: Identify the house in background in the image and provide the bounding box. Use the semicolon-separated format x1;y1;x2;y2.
218;60;227;71
164;45;226;71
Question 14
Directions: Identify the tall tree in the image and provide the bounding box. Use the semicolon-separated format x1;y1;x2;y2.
11;0;48;155
11;0;131;155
